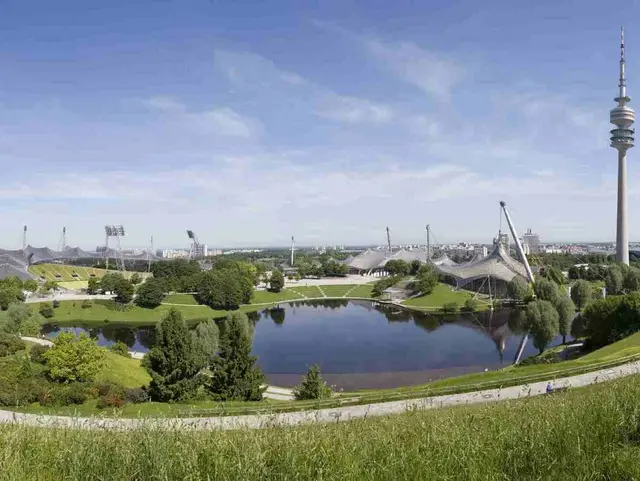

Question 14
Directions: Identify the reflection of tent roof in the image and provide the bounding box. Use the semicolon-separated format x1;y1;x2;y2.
436;243;527;284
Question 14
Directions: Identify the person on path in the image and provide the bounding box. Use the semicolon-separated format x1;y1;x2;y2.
546;382;553;394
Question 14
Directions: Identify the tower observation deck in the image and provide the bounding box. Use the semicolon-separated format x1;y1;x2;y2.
610;27;635;265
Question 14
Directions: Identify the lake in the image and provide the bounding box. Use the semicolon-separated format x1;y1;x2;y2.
42;299;564;390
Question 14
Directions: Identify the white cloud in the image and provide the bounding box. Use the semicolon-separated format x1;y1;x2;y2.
187;107;261;138
316;95;393;124
365;39;463;101
144;96;186;113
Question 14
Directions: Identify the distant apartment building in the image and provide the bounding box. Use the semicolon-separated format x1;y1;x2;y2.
161;248;190;259
522;228;541;254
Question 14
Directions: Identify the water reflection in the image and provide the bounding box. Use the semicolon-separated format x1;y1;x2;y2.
42;300;564;389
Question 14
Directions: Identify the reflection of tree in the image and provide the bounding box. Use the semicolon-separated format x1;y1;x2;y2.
114;327;137;348
261;308;271;321
136;327;157;349
270;307;285;325
246;311;261;323
412;312;442;332
507;308;528;335
40;323;58;336
375;305;413;323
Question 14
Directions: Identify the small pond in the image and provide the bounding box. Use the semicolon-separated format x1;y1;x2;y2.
42;300;565;390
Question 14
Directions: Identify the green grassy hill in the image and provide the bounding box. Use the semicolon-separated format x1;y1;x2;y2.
3;374;640;479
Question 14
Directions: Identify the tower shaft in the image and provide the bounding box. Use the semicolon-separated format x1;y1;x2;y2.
617;150;629;264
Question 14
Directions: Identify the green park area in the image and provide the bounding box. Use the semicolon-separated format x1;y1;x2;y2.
402;283;479;310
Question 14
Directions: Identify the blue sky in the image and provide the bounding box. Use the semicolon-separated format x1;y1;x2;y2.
0;0;637;248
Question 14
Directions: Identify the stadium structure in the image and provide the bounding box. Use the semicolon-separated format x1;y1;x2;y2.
0;245;162;281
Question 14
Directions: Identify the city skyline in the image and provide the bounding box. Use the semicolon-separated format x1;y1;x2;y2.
0;1;637;247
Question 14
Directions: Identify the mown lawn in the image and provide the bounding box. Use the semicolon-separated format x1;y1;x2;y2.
286;286;324;298
250;289;301;304
346;283;376;298
162;293;199;305
37;300;243;325
5;376;640;479
95;350;151;389
402;283;477;309
29;264;150;282
320;285;356;298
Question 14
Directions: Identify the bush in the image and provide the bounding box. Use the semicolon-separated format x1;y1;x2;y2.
97;393;126;409
29;344;50;365
81;299;93;309
440;302;458;313
0;332;26;357
94;381;125;398
52;300;60;308
0;356;49;406
38;383;91;406
109;341;130;358
39;304;55;319
44;332;106;383
124;387;149;404
462;298;478;312
293;364;333;400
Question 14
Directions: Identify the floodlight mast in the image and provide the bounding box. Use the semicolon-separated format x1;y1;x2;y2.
187;229;201;260
104;225;126;272
22;225;27;251
290;236;295;266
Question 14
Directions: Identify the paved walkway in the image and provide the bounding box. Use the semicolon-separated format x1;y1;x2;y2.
1;360;639;431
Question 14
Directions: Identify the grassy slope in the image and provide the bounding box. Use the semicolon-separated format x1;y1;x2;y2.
4;376;640;480
402;283;475;309
162;293;199;305
347;283;376;298
95;350;151;389
287;286;324;298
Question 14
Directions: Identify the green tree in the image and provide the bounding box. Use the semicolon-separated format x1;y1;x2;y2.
293;364;333;400
605;266;624;295
130;273;142;285
113;277;134;304
208;312;265;401
269;270;285;293
555;296;575;344
541;266;565;285
134;278;165;308
533;278;560;304
144;309;201;402
43;332;106;383
23;280;38;292
5;303;31;333
570;280;592;311
42;280;58;292
624;267;640;292
191;319;219;368
507;277;531;302
195;270;244;310
87;277;100;295
384;260;409;276
526;300;560;354
0;284;24;310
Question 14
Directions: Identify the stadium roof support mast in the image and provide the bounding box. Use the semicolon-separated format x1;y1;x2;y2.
386;226;392;253
22;225;27;251
290;236;295;266
611;27;635;265
57;227;66;252
500;201;536;365
147;236;153;273
104;225;126;272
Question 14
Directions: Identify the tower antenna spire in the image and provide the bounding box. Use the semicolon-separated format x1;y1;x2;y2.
619;26;627;103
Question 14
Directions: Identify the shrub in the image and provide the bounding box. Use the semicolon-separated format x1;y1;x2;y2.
44;332;106;383
63;383;91;405
52;300;60;308
97;393;126;409
38;383;91;406
0;332;26;357
29;344;50;365
0;356;49;406
39;304;55;319
109;341;130;358
81;299;93;309
124;387;149;404
462;298;478;312
440;302;458;313
293;364;332;400
94;381;125;398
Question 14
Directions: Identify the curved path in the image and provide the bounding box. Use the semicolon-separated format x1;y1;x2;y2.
2;360;639;431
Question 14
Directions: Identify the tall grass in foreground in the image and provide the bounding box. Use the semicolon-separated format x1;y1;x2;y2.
3;376;640;480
